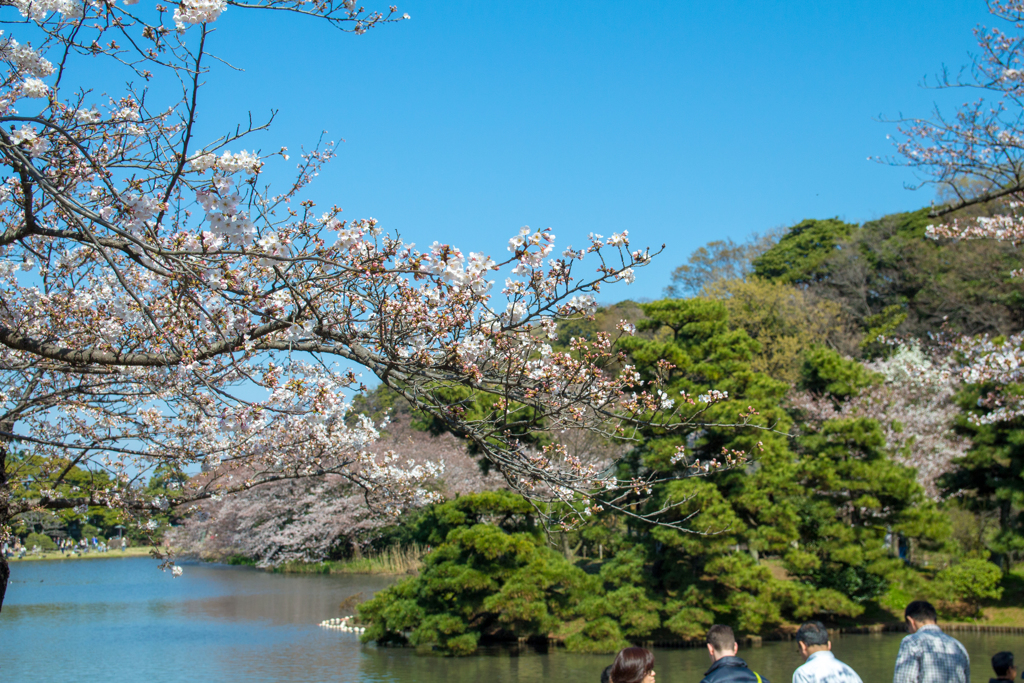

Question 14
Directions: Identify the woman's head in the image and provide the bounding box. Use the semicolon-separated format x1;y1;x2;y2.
610;647;655;683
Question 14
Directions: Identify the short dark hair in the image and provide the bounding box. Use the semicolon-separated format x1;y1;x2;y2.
795;621;830;647
904;600;938;623
993;652;1015;677
601;665;613;683
610;648;654;683
707;624;736;654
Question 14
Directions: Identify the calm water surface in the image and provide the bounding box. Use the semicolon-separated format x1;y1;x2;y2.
1;557;1023;683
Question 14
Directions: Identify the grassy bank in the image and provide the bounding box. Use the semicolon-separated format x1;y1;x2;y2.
611;567;1024;646
9;546;157;562
275;544;424;575
757;564;1024;634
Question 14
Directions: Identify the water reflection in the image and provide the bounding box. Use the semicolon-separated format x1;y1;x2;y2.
2;557;1022;683
177;566;388;626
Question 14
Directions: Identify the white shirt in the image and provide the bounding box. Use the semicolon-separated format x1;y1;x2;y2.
793;650;863;683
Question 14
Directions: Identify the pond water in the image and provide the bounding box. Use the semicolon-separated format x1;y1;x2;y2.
1;557;1022;683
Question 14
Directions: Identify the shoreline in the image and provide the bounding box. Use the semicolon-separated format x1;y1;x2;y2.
10;554;1024;642
7;546;157;562
642;621;1024;649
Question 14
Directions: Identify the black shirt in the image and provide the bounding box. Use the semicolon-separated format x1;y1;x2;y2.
699;656;769;683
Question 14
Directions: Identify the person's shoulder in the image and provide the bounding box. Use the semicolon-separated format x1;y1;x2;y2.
792;655;819;675
836;660;863;683
944;630;968;647
898;630;919;646
935;629;969;651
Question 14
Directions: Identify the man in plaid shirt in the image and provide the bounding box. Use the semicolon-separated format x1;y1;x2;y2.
893;601;969;683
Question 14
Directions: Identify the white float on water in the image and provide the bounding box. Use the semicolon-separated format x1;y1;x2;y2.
318;615;363;635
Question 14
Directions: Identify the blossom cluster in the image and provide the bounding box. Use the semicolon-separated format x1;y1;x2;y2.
926;210;1024;251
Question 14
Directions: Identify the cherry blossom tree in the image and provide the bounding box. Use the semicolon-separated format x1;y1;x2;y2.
170;412;502;566
790;343;968;498
889;0;1024;420
169;477;387;567
0;0;744;609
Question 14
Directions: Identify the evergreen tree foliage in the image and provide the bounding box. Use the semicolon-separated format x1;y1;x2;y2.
942;382;1024;566
612;300;944;633
752;218;857;284
359;298;950;649
8;451;128;541
753;208;1024;339
358;491;621;655
799;346;880;401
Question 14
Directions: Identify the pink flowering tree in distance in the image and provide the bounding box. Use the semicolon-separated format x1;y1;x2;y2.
889;0;1024;421
790;343;968;499
0;1;754;609
169;413;503;566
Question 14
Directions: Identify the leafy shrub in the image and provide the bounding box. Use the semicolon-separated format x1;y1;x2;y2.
937;558;1003;614
24;532;56;551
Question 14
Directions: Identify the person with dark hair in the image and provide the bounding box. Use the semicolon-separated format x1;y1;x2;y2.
699;624;769;683
791;621;862;683
893;600;969;683
991;652;1017;683
610;647;655;683
602;664;614;683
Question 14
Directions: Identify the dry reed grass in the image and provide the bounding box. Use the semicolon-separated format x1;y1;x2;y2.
277;543;424;575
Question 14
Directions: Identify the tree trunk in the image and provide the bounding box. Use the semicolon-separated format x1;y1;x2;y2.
0;549;7;613
558;534;584;562
0;426;11;612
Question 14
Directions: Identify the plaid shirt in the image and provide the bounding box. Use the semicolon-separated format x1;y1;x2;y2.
793;651;863;683
892;625;970;683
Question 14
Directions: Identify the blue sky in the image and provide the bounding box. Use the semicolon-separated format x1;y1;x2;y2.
198;0;993;302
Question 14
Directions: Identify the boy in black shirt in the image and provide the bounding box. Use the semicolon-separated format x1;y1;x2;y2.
992;652;1017;683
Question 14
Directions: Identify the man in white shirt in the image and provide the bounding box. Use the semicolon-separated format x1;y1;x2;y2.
792;621;863;683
